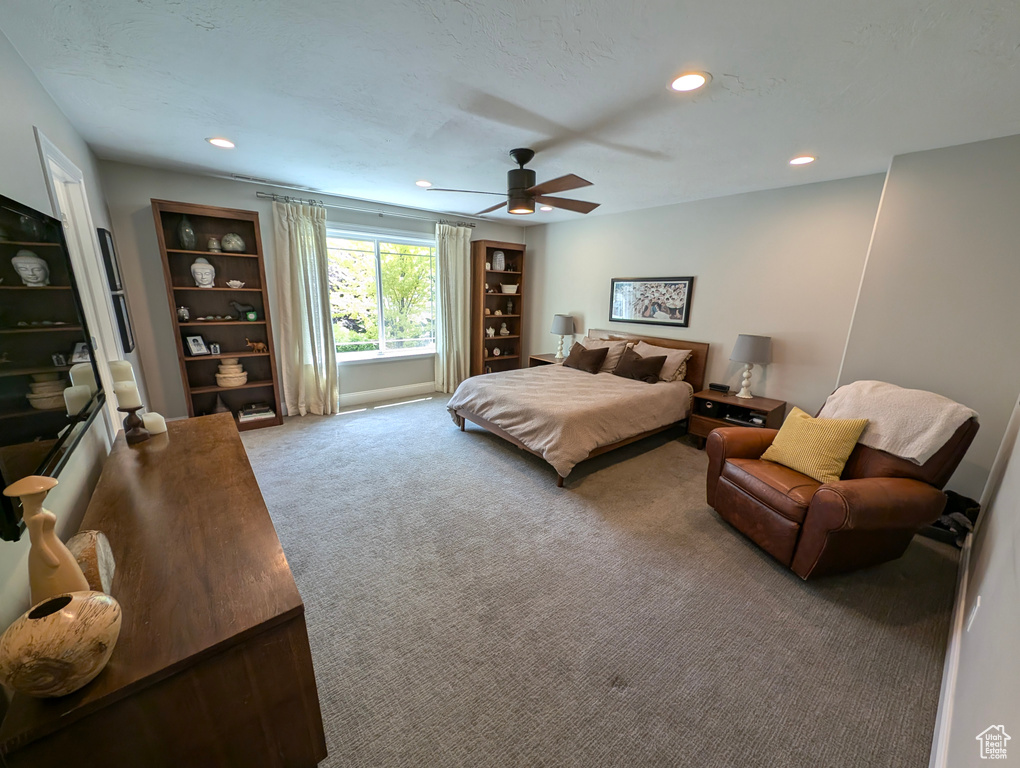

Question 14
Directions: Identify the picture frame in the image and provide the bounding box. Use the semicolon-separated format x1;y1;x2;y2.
609;276;694;328
51;353;67;367
185;335;210;356
70;342;92;363
113;293;136;352
97;228;122;292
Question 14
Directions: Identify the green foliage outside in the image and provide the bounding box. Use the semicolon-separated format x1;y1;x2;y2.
327;237;435;354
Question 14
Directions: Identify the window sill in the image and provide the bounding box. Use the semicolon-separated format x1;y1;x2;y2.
336;349;436;366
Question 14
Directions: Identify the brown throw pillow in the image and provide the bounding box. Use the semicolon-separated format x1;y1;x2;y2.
563;342;609;374
613;347;667;384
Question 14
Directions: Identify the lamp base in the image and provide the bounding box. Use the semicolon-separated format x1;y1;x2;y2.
554;335;565;360
735;363;755;399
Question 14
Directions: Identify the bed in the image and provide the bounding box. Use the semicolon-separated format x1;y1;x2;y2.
447;330;709;486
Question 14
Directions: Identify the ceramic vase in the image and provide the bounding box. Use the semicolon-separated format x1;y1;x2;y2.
221;232;245;252
0;591;122;697
177;216;197;250
3;476;89;605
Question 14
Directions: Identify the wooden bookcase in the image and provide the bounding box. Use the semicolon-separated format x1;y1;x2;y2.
151;200;282;430
469;240;526;377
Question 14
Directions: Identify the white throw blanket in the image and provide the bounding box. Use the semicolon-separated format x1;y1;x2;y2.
818;380;977;465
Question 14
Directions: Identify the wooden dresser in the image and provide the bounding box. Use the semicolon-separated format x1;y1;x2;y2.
0;413;326;767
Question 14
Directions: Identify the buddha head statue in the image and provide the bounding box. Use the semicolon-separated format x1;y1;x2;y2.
11;250;50;286
190;257;216;288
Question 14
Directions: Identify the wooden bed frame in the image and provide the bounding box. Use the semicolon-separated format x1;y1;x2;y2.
453;329;710;487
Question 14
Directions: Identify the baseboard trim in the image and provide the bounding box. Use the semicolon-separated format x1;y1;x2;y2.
339;381;438;408
928;533;972;768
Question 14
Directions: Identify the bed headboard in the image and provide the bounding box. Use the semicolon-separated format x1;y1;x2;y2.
588;329;710;393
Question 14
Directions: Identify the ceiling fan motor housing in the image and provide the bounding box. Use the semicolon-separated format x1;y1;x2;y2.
507;167;537;196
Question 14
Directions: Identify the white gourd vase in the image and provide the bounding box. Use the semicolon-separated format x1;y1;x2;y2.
3;476;89;605
0;591;122;697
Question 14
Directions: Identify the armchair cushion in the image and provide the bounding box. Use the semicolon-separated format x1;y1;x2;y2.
760;407;868;484
722;459;821;524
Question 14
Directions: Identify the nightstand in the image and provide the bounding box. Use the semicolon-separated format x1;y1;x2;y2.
689;390;787;449
529;354;563;367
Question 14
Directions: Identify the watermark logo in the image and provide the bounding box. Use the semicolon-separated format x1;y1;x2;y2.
976;725;1010;760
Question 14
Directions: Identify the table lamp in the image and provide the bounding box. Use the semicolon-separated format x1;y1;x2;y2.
730;334;772;399
550;314;576;359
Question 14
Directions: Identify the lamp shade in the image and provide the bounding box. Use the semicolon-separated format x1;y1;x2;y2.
730;334;772;364
550;314;576;335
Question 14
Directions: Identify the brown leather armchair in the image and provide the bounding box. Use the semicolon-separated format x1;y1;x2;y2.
705;417;979;579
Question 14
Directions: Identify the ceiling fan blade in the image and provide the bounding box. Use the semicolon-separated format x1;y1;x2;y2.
534;195;600;214
526;174;593;196
475;201;508;215
427;188;506;196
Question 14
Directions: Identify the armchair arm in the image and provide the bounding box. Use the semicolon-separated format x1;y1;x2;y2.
705;427;779;506
791;477;947;578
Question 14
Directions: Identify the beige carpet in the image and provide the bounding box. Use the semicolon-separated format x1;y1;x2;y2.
241;394;957;768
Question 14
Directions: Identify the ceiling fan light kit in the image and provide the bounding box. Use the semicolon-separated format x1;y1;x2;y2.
429;147;600;217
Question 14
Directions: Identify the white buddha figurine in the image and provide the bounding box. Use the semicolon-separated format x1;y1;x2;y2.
190;257;216;288
11;250;50;286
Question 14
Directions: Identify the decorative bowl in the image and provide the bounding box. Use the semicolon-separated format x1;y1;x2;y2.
215;372;248;388
217;364;244;374
221;233;246;252
26;393;65;410
29;381;65;394
500;284;518;294
220;357;239;366
31;373;60;383
226;280;245;289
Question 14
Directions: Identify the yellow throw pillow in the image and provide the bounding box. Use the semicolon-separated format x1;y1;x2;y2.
761;407;869;484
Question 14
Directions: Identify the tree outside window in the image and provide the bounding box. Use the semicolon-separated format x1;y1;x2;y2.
326;233;435;356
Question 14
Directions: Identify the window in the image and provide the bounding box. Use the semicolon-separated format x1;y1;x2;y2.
326;230;436;359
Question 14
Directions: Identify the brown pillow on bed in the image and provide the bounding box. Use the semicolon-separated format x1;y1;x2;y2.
563;342;609;374
612;347;667;384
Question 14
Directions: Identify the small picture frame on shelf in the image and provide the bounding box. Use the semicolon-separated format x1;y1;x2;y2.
51;353;67;367
70;342;92;363
185;335;210;356
209;342;221;355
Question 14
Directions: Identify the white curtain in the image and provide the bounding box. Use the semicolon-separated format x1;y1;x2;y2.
434;223;472;392
273;201;339;415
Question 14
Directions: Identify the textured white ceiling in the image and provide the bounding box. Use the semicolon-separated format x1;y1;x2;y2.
4;0;1020;224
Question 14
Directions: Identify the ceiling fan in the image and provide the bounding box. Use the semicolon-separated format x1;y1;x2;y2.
428;148;600;216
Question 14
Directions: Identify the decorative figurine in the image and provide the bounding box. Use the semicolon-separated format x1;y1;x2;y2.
507;299;514;314
499;322;509;336
492;347;501;356
3;476;89;604
206;237;222;252
177;215;197;249
484;308;491;316
225;280;245;288
177;306;191;321
221;233;245;252
486;327;495;337
190;257;216;288
485;262;491;270
245;338;268;353
494;310;502;316
11;251;50;286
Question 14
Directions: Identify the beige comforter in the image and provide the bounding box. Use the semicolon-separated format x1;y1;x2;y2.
447;364;693;477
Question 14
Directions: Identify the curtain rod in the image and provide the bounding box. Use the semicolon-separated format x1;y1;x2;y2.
254;191;476;228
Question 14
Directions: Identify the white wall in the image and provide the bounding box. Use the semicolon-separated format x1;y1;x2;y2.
839;135;1020;499
941;394;1020;767
524;174;885;414
99;160;524;417
0;30;114;625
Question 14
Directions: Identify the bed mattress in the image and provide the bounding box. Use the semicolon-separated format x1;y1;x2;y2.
447;364;693;477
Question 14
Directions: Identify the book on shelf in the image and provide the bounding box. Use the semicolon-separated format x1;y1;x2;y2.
238;410;276;423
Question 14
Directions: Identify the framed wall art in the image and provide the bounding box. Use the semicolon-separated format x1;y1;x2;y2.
609;277;694;328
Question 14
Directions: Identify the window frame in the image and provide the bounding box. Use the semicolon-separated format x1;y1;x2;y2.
326;227;437;361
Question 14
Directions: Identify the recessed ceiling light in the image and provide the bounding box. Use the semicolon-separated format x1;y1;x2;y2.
539;205;553;212
789;155;815;165
670;72;709;92
415;180;432;188
206;137;235;148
